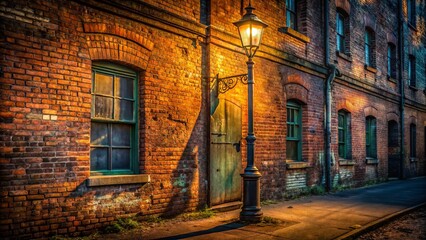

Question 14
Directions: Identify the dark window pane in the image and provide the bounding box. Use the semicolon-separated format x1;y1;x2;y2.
91;122;109;145
90;148;108;170
286;140;298;160
339;129;344;142
94;73;113;95
286;0;294;10
287;13;296;29
115;77;134;99
93;96;113;119
294;109;298;122
114;99;134;121
112;124;131;146
112;149;130;170
339;143;344;158
365;45;370;66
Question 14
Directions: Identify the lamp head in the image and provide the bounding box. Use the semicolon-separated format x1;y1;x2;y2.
233;3;268;58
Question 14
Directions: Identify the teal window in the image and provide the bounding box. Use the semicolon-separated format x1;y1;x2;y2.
338;111;351;159
336;11;345;53
286;101;302;161
407;0;416;26
387;43;396;79
410;124;416;158
286;0;297;30
364;28;374;67
90;62;138;175
365;116;377;158
408;55;416;87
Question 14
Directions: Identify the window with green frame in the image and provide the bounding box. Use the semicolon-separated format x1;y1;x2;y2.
364;28;375;67
365;116;377;158
338;110;351;159
286;101;302;161
286;0;297;30
90;62;138;175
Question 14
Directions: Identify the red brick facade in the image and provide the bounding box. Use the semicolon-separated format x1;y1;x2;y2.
0;0;425;238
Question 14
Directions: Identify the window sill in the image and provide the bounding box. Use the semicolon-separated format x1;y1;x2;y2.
365;158;378;164
86;174;150;187
286;161;309;169
364;65;377;73
336;51;352;62
279;27;310;43
339;159;355;166
387;75;397;83
408;22;417;31
409;85;418;91
410;157;418;162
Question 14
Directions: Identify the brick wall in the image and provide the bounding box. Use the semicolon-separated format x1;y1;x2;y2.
0;0;206;237
0;0;425;238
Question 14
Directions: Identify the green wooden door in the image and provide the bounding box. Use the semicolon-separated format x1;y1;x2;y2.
210;99;242;205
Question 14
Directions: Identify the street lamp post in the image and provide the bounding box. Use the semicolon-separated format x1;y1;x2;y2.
233;1;267;222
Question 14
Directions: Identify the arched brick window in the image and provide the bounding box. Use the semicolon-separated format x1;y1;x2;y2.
410;123;416;158
387;43;397;79
365;116;377;159
364;28;376;68
336;9;350;55
286;100;302;161
338;110;351;159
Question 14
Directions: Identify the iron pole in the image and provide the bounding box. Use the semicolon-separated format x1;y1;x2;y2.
240;58;263;222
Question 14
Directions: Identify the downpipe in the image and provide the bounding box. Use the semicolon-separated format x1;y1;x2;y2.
325;64;340;192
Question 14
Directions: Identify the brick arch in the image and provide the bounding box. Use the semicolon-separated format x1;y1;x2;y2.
364;15;376;31
364;106;378;118
386;112;399;123
284;83;308;104
336;0;350;14
408;116;417;125
83;23;154;51
83;23;153;70
285;74;309;89
387;33;397;46
336;99;355;113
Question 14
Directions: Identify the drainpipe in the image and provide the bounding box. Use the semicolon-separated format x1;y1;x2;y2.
324;0;340;192
397;0;405;179
325;66;338;192
324;0;331;192
324;0;330;66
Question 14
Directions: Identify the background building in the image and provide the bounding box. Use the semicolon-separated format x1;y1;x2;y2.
0;0;425;238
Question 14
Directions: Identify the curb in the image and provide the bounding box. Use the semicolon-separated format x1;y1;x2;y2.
334;202;426;240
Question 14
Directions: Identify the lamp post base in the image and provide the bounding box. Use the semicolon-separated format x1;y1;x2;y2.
240;171;263;222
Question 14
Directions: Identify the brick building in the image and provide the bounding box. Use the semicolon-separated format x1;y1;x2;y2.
0;0;425;238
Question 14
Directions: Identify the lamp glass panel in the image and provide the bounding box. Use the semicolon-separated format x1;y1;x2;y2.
239;22;263;47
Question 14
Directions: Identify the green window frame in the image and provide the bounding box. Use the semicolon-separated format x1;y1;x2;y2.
336;11;345;53
90;62;139;175
364;28;374;67
286;0;297;30
410;123;416;158
408;55;416;87
338;111;351;159
286;101;302;161
365;116;377;159
387;43;396;79
407;0;416;27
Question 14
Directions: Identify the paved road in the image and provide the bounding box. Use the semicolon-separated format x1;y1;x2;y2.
135;177;426;240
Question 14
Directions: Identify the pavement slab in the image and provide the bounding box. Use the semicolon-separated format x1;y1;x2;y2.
106;177;426;240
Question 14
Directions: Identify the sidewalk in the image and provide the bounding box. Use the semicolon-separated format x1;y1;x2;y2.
141;177;426;240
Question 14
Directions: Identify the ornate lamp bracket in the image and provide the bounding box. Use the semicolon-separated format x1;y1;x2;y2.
210;73;248;95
